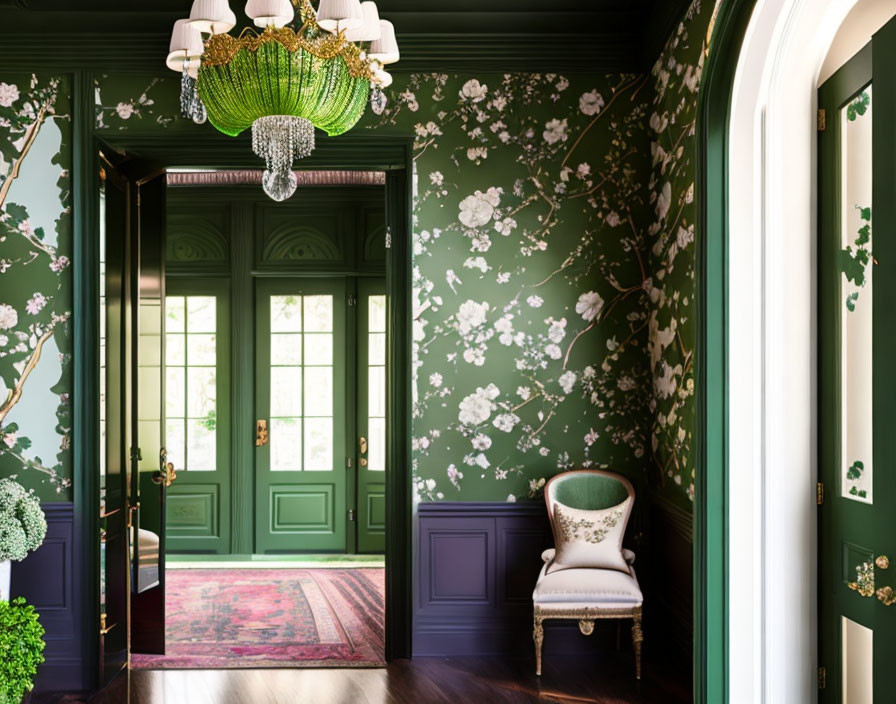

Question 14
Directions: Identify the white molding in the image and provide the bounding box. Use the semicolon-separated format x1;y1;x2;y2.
727;0;862;701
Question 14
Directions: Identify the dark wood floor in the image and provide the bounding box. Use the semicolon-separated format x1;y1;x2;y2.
36;656;689;704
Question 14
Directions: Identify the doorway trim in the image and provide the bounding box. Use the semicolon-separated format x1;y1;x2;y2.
75;129;414;687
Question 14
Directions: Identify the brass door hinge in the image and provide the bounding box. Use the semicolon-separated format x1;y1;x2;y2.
818;665;826;690
817;482;824;505
817;108;826;131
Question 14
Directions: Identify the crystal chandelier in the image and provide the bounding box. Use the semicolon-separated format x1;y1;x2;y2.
167;0;399;200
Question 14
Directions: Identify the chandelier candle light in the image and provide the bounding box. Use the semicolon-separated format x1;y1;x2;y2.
167;0;399;200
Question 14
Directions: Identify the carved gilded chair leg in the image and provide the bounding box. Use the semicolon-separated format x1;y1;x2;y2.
534;614;545;676
632;608;644;680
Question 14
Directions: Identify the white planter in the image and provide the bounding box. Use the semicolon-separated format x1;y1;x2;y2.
0;559;10;601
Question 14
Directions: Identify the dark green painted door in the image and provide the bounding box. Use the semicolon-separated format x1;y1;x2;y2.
163;279;232;554
819;20;896;701
255;278;347;552
357;279;386;553
99;159;130;685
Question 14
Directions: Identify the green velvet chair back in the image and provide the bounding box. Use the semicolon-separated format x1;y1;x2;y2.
544;470;635;542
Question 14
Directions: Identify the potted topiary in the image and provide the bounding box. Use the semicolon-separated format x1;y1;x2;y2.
0;479;47;602
0;597;45;704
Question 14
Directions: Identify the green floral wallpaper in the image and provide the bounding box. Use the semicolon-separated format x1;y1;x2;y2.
362;73;655;502
0;74;73;501
647;0;715;506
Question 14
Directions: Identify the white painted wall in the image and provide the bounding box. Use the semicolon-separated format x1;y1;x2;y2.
726;0;881;701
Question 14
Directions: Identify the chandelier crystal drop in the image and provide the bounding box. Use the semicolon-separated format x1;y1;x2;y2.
252;115;315;200
167;0;399;200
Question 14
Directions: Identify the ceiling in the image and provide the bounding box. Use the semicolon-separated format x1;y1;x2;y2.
0;0;690;72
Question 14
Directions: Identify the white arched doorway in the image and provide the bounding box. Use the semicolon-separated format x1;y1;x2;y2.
726;0;895;701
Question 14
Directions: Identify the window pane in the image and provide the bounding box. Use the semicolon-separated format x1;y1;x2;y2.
368;366;385;417
271;295;302;333
304;295;333;332
304;367;333;417
304;418;333;471
165;367;185;418
187;419;216;470
368;417;385;471
369;332;386;366
166;296;185;332
304;334;333;365
369;295;386;333
165;420;185;471
187;367;216;417
271;333;302;365
271;367;302;417
840;85;873;503
187;296;216;333
166;333;185;366
270;417;302;471
188;334;216;366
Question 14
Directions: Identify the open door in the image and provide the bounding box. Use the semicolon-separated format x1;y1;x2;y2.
818;16;896;701
99;156;130;686
128;167;169;654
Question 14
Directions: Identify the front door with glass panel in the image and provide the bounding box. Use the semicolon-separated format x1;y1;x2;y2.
819;19;896;702
255;279;347;552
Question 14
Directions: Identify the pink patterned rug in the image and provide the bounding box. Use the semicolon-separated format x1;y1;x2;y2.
130;568;385;669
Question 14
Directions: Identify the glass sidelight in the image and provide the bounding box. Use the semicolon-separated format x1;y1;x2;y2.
357;280;386;553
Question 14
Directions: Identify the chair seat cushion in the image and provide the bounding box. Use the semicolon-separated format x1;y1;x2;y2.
533;564;643;609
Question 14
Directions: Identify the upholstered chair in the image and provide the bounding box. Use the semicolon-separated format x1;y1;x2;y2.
532;469;643;678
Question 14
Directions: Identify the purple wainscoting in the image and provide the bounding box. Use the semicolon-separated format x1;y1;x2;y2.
414;502;634;657
10;502;86;692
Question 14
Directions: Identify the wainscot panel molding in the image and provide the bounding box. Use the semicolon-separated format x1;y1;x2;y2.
10;503;83;691
415;502;642;657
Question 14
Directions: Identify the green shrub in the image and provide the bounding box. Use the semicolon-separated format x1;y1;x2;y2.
0;597;45;704
0;479;46;563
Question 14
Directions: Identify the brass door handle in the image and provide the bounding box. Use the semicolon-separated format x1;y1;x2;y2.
152;447;177;486
359;436;367;454
256;419;269;447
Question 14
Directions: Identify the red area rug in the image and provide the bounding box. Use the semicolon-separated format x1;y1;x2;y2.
130;568;385;669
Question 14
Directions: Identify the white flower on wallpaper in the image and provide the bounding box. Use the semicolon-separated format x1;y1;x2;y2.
460;79;488;103
459;188;501;228
576;291;604;322
458;384;500;426
579;90;605;116
0;82;20;108
0;304;18;330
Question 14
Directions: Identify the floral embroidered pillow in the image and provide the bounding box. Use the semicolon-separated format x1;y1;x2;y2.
547;497;632;574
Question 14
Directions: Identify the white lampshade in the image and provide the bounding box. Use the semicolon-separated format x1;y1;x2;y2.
245;0;294;28
372;67;392;88
166;19;204;72
317;0;363;32
189;0;236;34
368;20;398;64
345;2;381;42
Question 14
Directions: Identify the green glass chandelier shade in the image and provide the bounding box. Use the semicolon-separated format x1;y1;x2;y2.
197;40;370;138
